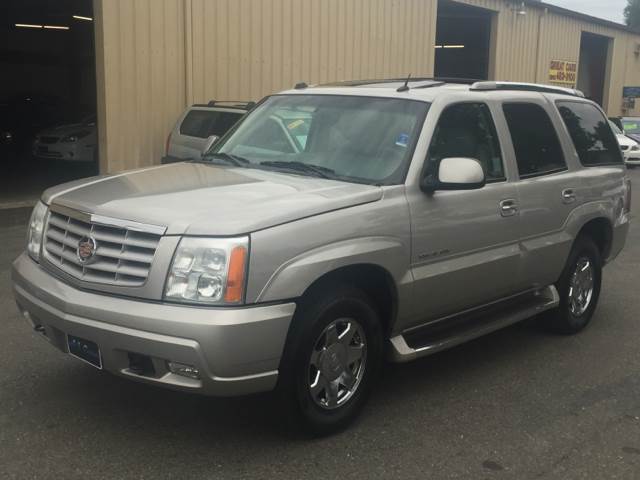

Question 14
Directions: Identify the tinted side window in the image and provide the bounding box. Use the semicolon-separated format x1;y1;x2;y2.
503;103;566;177
180;110;242;138
557;101;623;166
427;103;505;181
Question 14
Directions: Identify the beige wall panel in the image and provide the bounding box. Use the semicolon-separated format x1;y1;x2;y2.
188;0;437;104
94;0;186;173
458;0;640;115
96;0;640;172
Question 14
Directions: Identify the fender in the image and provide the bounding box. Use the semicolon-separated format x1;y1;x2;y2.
562;199;618;240
255;236;413;318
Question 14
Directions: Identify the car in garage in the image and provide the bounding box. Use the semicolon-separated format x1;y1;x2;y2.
12;80;630;434
162;101;252;163
609;120;640;167
32;114;97;163
1;93;67;156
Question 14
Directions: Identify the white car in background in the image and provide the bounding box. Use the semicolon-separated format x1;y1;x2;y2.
609;120;640;168
163;101;252;163
32;115;97;163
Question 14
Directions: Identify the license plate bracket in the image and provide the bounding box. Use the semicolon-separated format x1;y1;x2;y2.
67;335;102;369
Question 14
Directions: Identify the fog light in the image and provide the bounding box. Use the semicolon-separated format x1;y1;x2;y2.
167;361;200;379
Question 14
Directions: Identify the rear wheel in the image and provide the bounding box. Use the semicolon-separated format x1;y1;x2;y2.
277;285;383;435
541;236;602;334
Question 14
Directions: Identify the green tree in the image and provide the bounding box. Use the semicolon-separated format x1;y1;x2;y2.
625;0;640;29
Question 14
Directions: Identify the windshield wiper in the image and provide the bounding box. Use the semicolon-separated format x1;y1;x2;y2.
259;160;335;179
202;152;251;167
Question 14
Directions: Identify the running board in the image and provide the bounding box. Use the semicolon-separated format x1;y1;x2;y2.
389;286;559;363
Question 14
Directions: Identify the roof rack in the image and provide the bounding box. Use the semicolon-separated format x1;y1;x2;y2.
191;100;255;109
470;81;585;98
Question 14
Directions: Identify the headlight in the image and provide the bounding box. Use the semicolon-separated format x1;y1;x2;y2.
27;201;48;262
632;145;640;151
61;130;91;143
165;237;249;305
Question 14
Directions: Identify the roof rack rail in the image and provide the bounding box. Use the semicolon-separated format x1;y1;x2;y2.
430;77;481;85
190;100;254;109
470;81;585;98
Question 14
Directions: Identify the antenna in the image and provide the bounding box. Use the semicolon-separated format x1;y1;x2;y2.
397;74;412;92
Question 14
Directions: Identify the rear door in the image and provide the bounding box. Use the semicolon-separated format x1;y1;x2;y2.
407;101;523;324
499;99;578;288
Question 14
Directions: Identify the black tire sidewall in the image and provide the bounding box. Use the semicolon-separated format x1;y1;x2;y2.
554;236;602;333
278;286;383;435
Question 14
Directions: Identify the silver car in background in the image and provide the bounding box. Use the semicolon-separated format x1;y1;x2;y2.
12;80;630;434
163;101;252;163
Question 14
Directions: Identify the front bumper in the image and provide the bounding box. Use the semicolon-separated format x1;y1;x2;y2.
32;142;94;162
624;150;640;165
11;253;295;396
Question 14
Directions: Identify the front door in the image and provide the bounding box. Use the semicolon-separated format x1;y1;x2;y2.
407;102;523;326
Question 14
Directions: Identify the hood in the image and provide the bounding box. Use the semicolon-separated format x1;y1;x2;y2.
624;132;640;143
617;134;637;147
43;162;383;236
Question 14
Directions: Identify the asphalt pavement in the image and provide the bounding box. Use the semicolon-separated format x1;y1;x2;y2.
1;171;640;479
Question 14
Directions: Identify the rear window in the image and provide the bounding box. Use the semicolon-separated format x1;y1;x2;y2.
502;103;566;177
557;101;623;166
179;110;243;138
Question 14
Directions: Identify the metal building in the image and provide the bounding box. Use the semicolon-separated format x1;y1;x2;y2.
93;0;640;172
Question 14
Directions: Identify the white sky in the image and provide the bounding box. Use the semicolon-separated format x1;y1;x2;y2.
545;0;626;24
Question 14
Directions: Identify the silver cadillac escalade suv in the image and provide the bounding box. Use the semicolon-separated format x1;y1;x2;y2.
12;79;630;434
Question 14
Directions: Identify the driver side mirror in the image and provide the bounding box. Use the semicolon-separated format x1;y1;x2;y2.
201;134;220;156
420;157;486;193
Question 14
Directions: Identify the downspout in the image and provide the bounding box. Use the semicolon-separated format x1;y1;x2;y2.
184;0;193;106
534;7;547;83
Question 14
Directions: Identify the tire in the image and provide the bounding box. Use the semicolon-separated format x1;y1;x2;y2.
277;284;383;436
541;236;602;334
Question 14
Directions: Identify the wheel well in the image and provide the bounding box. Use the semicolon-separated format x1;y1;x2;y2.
577;217;613;259
300;264;398;335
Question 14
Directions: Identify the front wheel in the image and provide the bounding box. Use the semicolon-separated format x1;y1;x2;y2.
277;285;383;435
541;236;602;334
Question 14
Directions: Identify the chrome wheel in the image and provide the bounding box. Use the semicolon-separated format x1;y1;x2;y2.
308;318;367;410
568;256;594;316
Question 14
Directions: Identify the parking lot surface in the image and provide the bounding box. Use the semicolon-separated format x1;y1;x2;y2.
1;171;640;479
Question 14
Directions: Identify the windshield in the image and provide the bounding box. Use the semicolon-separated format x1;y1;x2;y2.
622;119;640;134
609;120;622;135
211;94;429;184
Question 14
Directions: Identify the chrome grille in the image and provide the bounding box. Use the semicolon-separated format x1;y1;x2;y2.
44;211;161;286
39;136;59;144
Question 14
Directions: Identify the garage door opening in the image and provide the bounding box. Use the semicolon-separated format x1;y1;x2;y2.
0;0;97;207
435;0;494;81
577;32;612;107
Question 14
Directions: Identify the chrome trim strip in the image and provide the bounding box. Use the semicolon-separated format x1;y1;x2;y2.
48;204;167;235
49;203;91;223
90;214;167;235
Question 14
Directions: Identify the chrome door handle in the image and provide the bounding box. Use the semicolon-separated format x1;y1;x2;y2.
562;188;576;204
499;199;518;217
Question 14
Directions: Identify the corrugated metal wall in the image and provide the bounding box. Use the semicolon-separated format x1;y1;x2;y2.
187;0;437;104
94;0;640;172
461;0;640;116
94;0;187;173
